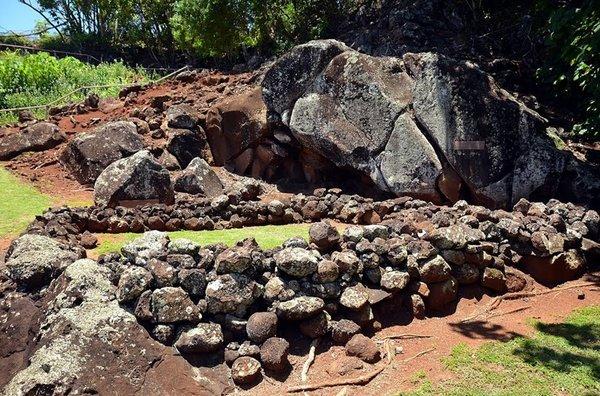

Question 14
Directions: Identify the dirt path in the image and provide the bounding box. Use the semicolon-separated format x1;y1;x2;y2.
248;272;600;395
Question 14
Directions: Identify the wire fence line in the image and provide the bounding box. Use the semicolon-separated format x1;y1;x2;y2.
0;43;187;71
0;65;190;115
0;43;102;63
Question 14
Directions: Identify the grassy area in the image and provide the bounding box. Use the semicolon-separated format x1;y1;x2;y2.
91;224;317;256
0;51;155;124
402;305;600;396
0;167;52;237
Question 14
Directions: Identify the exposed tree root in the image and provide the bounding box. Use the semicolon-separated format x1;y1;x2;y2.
377;333;433;341
287;347;435;393
460;281;596;323
400;347;436;364
300;338;319;383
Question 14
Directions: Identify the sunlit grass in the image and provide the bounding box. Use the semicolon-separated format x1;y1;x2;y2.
0;167;52;237
401;305;600;395
90;223;320;256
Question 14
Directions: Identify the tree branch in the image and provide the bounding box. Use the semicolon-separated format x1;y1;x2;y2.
18;0;66;41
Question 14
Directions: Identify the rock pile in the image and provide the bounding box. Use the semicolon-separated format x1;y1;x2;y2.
25;190;599;286
8;191;598;386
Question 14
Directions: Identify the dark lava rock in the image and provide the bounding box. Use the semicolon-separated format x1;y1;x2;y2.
345;334;381;363
60;121;143;184
231;356;262;385
246;312;278;344
260;337;290;373
94;150;174;207
166;104;200;129
330;319;361;344
174;158;224;197
174;322;223;353
166;128;205;168
309;221;341;251
0;122;65;160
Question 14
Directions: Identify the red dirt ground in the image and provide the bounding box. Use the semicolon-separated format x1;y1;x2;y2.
0;68;261;202
247;272;600;395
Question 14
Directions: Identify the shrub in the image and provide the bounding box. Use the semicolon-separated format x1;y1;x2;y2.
536;0;599;139
0;51;153;124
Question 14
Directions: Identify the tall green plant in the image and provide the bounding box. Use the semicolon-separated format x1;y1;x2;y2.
0;51;152;123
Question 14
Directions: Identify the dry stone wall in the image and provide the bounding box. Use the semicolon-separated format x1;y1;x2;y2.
5;183;599;388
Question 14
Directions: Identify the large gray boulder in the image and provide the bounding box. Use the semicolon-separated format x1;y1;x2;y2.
5;234;81;289
0;122;65;160
262;40;595;208
405;52;565;206
174;157;224;197
94;150;174;207
60;121;143;184
262;39;352;118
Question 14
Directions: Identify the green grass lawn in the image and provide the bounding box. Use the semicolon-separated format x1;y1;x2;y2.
0;167;52;237
402;305;600;396
91;223;317;256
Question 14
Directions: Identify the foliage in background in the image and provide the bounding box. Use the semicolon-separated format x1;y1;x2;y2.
402;305;600;395
171;0;252;57
22;0;176;54
170;0;357;57
535;0;599;139
16;0;357;58
0;51;153;124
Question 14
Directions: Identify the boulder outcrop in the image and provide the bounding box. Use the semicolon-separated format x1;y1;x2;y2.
94;150;174;207
205;87;269;167
0;122;65;160
261;40;598;208
60;121;143;184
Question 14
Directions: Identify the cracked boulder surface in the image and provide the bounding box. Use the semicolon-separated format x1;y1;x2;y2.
0;258;230;395
261;39;599;209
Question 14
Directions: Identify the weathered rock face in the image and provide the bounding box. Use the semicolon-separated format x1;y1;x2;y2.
0;122;65;160
166;128;206;168
206;87;268;166
261;39;598;208
262;39;352;118
405;52;565;206
0;259;227;395
174;157;224;197
94;150;174;207
60;121;143;184
166;104;200;129
4;234;81;289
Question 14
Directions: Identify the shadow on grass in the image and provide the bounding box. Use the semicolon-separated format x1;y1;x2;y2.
535;322;600;351
513;340;600;380
512;319;600;381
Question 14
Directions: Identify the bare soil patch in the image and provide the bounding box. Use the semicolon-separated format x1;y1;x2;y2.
246;272;600;395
